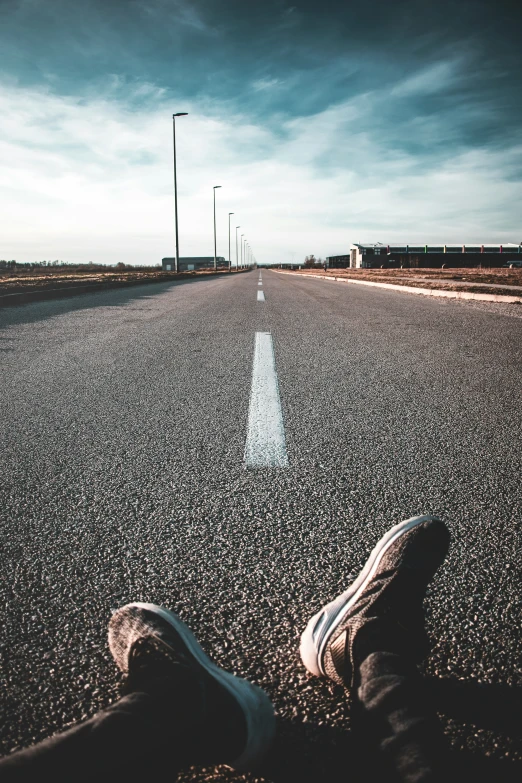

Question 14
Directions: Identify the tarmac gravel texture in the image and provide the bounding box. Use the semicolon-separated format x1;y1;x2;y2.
1;272;521;782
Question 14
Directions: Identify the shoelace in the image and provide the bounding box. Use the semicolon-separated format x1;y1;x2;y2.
132;634;192;666
123;635;193;694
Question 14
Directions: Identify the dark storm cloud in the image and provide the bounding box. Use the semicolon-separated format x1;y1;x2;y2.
1;0;521;158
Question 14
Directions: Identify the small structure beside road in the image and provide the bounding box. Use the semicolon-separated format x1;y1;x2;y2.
162;256;227;271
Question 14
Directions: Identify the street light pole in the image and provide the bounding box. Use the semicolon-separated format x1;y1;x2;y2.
241;234;244;269
228;213;234;273
213;185;222;272
236;226;240;271
172;113;188;274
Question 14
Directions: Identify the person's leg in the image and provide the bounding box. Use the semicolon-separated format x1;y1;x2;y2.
0;689;198;782
355;649;444;783
0;603;275;781
301;514;450;782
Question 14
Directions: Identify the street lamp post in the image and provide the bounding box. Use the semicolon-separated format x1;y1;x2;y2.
236;226;240;271
228;213;234;272
213;185;222;272
172;112;188;274
241;234;244;269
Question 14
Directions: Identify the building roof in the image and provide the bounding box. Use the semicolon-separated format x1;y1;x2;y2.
162;256;226;261
351;243;521;249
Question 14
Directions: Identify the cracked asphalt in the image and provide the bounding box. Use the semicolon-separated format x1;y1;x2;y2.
1;270;521;781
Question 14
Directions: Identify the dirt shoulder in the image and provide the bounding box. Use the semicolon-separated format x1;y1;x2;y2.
288;267;522;297
0;268;248;306
0;268;240;297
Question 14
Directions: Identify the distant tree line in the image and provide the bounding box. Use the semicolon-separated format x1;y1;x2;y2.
0;259;80;269
0;260;162;271
304;255;325;268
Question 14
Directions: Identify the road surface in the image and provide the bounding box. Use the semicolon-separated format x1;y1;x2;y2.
1;270;521;781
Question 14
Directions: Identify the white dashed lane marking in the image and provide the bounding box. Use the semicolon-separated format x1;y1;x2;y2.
244;332;289;467
257;290;265;301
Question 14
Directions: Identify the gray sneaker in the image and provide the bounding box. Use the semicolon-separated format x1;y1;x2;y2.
109;602;275;771
300;515;450;687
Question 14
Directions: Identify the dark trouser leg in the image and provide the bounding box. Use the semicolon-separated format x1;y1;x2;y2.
356;651;445;783
0;672;209;782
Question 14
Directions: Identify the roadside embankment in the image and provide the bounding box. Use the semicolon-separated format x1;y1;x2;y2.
0;268;248;307
275;268;522;304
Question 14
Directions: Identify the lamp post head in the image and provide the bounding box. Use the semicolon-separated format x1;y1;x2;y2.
229;212;234;216
214;185;222;189
173;113;188;117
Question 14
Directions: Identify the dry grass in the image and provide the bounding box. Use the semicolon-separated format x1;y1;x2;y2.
294;267;522;294
0;268;237;295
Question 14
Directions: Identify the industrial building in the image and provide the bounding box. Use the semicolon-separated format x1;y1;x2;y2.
162;256;227;271
327;243;522;269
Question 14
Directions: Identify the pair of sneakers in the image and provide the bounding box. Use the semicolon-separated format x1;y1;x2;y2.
109;515;449;771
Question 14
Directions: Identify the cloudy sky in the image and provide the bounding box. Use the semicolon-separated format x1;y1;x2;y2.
1;0;521;266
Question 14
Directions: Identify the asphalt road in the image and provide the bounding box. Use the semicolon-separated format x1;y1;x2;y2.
1;271;521;782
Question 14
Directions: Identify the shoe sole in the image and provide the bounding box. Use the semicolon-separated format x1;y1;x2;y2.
122;603;275;772
300;515;442;677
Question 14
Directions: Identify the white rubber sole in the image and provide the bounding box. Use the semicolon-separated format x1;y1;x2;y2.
299;515;441;677
126;603;275;772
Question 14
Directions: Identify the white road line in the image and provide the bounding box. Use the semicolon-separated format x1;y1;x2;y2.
244;332;289;468
257;290;265;301
258;281;263;286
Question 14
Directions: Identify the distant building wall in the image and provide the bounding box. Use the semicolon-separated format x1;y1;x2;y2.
350;244;522;269
326;255;351;268
365;253;521;269
162;257;227;271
